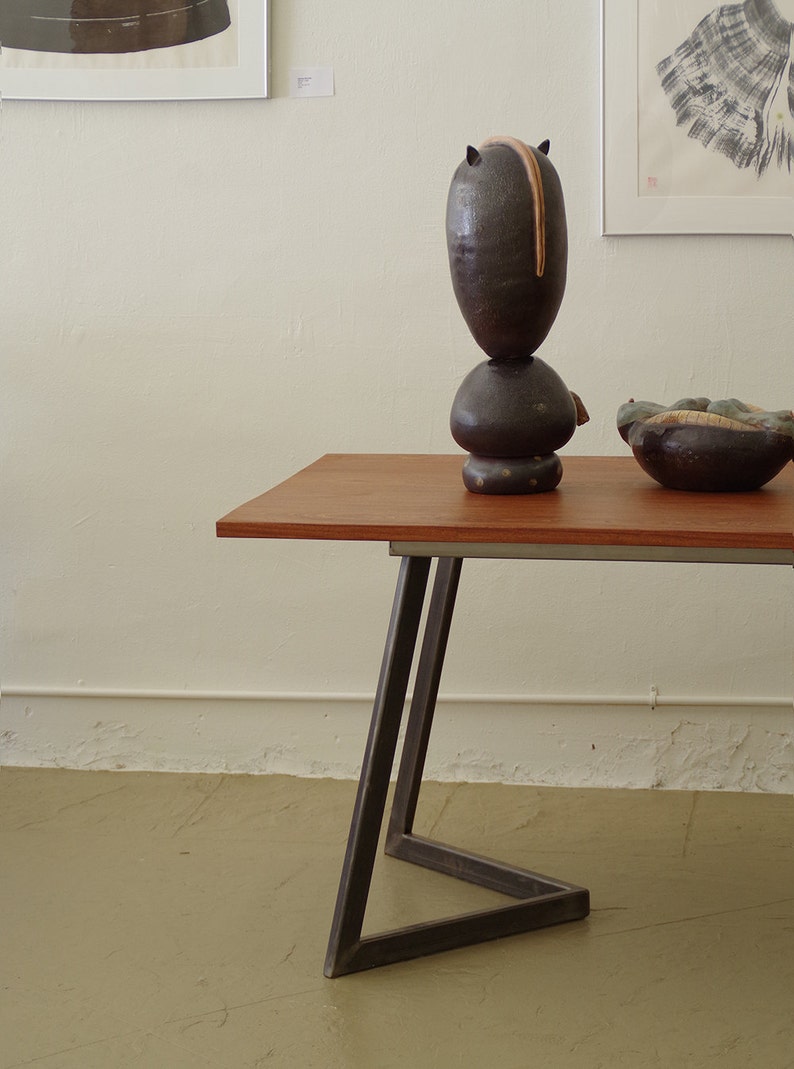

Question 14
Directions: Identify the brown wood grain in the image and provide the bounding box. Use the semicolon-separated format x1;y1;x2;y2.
216;454;794;550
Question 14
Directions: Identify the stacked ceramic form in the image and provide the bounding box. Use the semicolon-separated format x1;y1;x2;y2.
446;136;587;494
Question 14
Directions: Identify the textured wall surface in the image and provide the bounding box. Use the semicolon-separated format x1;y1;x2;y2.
2;1;792;789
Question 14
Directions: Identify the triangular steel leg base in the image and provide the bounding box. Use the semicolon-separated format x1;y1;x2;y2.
325;829;589;977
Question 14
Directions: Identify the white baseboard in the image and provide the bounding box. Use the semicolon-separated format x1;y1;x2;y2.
1;689;792;792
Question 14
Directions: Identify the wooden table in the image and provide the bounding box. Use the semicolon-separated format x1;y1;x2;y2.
218;455;794;977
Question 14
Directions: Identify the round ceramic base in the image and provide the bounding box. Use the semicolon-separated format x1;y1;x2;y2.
462;453;563;494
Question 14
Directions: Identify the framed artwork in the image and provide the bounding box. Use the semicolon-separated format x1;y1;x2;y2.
0;0;269;100
601;0;794;236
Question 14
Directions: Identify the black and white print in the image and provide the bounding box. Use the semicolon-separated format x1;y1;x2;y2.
657;0;794;177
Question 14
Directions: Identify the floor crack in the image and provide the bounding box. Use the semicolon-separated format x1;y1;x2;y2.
594;896;794;939
425;782;462;838
170;775;227;837
165;985;325;1030
14;785;128;830
4;1028;143;1067
682;790;700;858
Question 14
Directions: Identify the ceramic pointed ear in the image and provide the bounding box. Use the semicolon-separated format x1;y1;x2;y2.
466;145;482;166
537;139;550;155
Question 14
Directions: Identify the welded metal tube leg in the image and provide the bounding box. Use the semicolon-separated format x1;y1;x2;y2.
387;556;463;846
323;555;431;978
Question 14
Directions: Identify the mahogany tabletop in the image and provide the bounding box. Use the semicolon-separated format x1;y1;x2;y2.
216;454;794;552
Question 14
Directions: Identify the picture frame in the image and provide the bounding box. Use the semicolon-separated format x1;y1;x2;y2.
601;0;793;236
0;0;269;101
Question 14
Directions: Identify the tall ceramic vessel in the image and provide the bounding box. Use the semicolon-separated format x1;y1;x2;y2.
447;136;587;493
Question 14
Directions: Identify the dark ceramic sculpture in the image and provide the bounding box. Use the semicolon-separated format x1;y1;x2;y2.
446;135;587;494
617;397;794;492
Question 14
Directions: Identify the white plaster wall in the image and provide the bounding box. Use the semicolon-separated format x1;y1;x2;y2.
2;1;792;790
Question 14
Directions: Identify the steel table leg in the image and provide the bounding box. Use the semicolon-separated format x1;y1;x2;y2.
324;555;589;978
324;555;431;977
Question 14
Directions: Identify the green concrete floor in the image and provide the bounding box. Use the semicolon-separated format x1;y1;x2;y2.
2;767;794;1068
